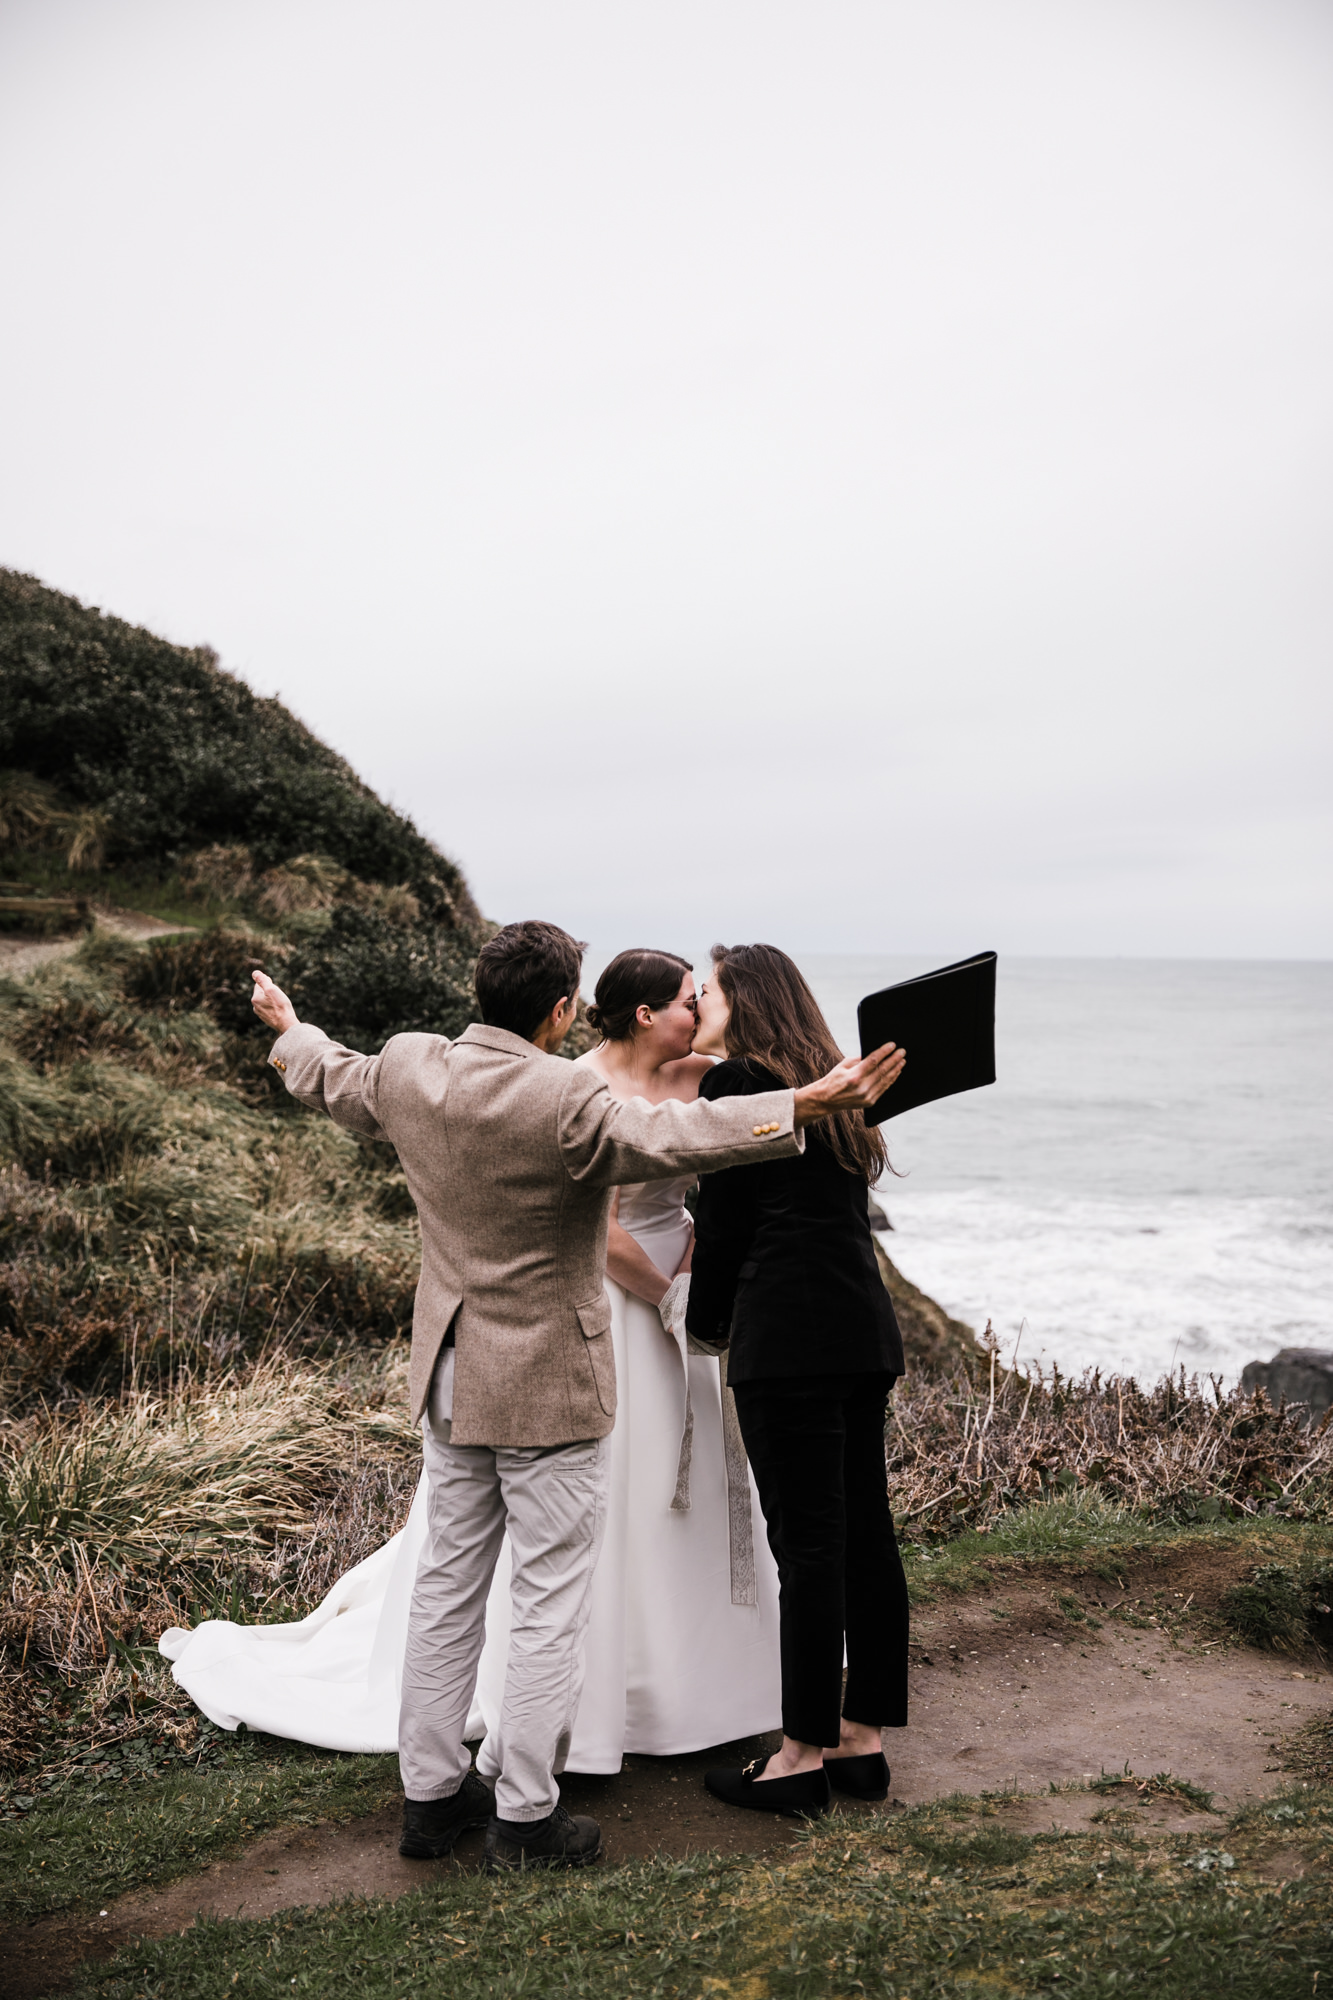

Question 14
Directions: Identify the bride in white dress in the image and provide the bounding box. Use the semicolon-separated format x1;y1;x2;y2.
160;950;780;1769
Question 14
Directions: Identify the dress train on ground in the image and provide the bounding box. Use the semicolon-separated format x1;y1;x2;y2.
160;1176;781;1767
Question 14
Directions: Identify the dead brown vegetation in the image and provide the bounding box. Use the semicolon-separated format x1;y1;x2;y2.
888;1353;1333;1532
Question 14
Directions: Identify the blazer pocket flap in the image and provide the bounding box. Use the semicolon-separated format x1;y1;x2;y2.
575;1295;613;1340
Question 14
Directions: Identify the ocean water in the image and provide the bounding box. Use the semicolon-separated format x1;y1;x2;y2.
797;956;1333;1389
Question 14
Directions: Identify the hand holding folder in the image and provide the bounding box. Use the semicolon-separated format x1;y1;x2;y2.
857;951;998;1125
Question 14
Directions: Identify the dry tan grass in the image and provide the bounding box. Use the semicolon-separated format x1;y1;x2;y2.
266;1454;421;1611
0;1345;419;1697
887;1350;1333;1532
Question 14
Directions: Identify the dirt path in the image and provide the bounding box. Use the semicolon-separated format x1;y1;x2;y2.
0;909;192;977
895;1586;1326;1809
6;1558;1328;1998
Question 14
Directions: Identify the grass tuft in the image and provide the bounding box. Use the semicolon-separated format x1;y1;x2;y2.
1220;1557;1333;1652
1087;1765;1218;1812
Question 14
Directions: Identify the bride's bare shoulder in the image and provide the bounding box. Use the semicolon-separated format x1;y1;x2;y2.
660;1053;716;1099
575;1048;630;1099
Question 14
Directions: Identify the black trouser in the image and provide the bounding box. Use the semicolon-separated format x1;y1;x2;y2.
731;1371;909;1748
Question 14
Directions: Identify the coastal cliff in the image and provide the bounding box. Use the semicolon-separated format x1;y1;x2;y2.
875;1238;985;1375
0;571;968;1405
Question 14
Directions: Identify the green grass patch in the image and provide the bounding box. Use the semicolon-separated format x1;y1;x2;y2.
0;1728;399;1924
902;1495;1333;1603
59;1786;1333;1999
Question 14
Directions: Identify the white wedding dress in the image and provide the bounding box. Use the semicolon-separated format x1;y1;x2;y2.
159;1175;781;1769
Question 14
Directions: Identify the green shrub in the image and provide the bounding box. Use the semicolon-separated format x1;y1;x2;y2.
1221;1561;1327;1650
124;909;487;1056
124;929;276;1034
282;906;479;1052
0;948;428;1400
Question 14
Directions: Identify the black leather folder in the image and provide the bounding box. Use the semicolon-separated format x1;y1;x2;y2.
857;951;997;1125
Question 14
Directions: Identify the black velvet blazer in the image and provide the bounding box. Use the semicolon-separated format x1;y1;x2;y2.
685;1059;904;1386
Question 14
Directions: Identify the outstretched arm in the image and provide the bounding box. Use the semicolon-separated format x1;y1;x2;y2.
250;971;388;1140
792;1041;905;1126
558;1041;906;1188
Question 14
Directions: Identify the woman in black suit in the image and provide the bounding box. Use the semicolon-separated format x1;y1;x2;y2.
687;943;909;1818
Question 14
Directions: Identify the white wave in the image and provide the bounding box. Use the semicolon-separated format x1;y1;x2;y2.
880;1188;1332;1387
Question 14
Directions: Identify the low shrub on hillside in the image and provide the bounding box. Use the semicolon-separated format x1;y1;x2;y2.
0;770;109;876
1221;1559;1333;1652
124;928;274;1032
281;906;479;1050
0;1344;418;1784
125;907;481;1053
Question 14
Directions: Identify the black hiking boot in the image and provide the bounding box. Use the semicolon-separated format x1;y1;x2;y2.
399;1771;493;1858
484;1802;602;1871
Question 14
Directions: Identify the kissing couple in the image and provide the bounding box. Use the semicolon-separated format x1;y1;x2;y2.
162;921;910;1868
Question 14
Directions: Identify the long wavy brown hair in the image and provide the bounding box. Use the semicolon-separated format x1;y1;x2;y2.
711;942;889;1182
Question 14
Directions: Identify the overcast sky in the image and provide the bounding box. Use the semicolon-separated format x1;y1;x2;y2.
1;0;1330;961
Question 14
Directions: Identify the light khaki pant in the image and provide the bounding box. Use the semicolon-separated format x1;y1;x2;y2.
398;1407;610;1822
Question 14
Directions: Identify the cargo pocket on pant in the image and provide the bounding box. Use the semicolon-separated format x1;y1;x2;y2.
575;1294;616;1419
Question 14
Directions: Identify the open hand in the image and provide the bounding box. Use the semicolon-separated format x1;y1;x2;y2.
793;1041;905;1127
251;970;299;1036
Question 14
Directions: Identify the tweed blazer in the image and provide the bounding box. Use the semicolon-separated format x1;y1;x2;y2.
268;1020;803;1446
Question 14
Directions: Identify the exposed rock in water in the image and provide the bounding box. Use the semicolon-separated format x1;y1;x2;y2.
1240;1348;1333;1426
874;1239;985;1376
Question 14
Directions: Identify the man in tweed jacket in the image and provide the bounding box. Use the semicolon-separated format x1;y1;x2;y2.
251;920;902;1871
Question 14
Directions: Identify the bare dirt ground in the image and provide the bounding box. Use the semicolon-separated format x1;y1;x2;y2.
6;1551;1329;1996
0;910;193;978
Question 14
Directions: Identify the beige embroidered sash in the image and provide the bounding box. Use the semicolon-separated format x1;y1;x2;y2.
668;1336;757;1608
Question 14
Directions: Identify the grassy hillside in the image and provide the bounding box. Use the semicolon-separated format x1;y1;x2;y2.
0;574;514;1415
0;569;479;925
0;932;429;1408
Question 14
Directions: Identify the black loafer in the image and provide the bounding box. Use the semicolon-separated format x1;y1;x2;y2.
400;1770;493;1858
704;1753;831;1820
825;1750;890;1801
484;1802;602;1871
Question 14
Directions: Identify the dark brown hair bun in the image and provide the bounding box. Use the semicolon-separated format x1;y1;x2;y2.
586;948;693;1043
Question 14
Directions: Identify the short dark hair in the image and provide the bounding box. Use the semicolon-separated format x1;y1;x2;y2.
586;948;692;1043
473;920;587;1039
